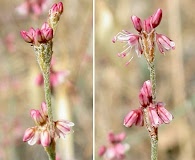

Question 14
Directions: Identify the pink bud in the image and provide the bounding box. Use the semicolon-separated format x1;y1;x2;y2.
139;88;150;107
50;2;63;14
139;80;152;107
57;2;63;14
20;31;33;43
156;102;173;124
42;28;53;41
35;29;45;43
152;9;162;28
124;109;144;127
50;3;58;13
142;80;152;99
143;17;153;33
40;130;51;147
98;146;107;156
156;33;175;54
23;127;35;142
30;109;45;125
131;15;142;32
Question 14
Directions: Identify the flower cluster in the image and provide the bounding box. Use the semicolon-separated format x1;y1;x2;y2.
112;8;175;65
124;80;173;127
23;102;74;147
20;22;53;45
98;132;129;160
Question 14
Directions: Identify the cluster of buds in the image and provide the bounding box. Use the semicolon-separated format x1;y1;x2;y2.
112;8;175;64
98;132;129;160
23;102;74;147
20;22;53;45
124;80;173;128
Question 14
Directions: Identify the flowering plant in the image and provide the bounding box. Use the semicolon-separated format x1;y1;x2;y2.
113;8;174;160
20;2;74;160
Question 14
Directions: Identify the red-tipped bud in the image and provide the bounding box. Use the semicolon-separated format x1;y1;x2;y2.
131;15;142;32
124;109;144;127
40;130;51;146
156;102;173;124
20;31;34;43
152;9;162;28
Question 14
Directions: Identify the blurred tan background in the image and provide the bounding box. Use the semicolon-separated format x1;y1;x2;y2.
96;0;195;160
0;0;92;160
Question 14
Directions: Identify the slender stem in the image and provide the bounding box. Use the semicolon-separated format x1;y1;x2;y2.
148;62;158;160
43;65;53;124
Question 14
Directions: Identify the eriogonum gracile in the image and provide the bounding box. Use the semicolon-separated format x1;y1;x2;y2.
113;8;175;64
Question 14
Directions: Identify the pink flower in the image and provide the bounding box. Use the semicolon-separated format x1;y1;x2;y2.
23;127;36;142
148;106;163;127
112;31;143;65
156;33;175;54
148;103;173;127
55;120;74;139
23;127;41;145
156;102;173;124
124;108;144;127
